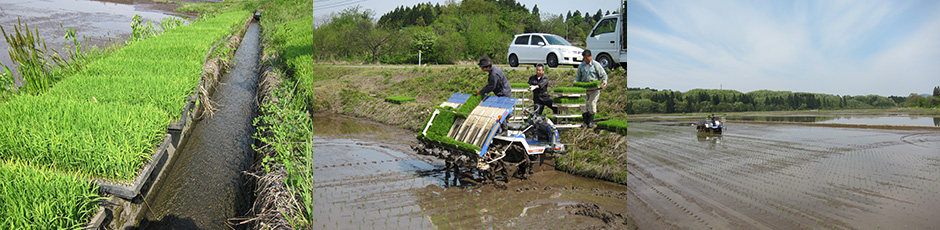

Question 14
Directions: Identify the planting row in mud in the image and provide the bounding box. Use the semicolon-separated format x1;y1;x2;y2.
627;123;939;229
0;11;249;228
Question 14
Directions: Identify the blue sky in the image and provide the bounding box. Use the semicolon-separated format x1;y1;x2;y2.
627;0;940;96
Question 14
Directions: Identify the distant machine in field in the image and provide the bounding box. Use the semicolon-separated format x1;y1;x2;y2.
695;116;724;134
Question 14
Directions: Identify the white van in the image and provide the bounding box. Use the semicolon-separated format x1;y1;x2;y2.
586;10;626;70
507;33;584;68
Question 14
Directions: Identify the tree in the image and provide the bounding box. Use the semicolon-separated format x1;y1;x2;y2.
532;4;539;16
566;11;572;22
594;9;603;21
606;10;611;16
934;86;939;97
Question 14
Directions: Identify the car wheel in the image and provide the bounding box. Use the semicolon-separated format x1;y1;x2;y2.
509;54;519;67
597;53;614;69
547;53;558;68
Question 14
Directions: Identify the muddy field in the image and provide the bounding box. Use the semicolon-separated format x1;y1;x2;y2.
627;121;940;229
303;114;629;229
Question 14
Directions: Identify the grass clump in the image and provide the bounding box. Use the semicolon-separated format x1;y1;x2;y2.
384;96;416;104
0;160;102;228
596;119;627;135
554;87;586;93
573;81;601;88
553;97;586;104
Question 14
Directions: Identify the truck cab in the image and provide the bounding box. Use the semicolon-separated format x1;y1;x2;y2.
586;12;626;70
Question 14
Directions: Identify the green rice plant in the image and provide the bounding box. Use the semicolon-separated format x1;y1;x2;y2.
553;87;586;93
0;160;102;228
553;97;586;104
573;81;601;88
510;83;529;89
385;96;416;104
596;119;627;135
417;107;481;152
0;95;166;181
0;19;56;95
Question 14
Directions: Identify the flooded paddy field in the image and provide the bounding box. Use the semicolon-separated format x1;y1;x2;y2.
0;0;190;71
726;115;940;127
627;121;940;229
302;114;628;229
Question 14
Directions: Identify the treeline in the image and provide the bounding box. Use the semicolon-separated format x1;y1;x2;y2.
309;0;619;64
626;88;904;114
899;86;940;108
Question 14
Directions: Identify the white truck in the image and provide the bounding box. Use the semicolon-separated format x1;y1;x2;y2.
586;2;626;70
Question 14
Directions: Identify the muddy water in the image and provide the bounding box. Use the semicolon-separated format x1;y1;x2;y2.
0;0;188;83
628;122;940;229
302;113;629;229
136;22;260;229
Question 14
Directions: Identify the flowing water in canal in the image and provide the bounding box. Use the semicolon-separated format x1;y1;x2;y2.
136;22;260;229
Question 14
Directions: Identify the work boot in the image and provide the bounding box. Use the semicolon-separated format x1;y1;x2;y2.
586;113;595;128
582;113;590;128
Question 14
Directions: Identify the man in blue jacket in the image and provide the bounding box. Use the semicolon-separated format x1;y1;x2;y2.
476;57;511;97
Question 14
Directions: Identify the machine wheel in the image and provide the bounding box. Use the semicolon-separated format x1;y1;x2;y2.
508;54;519;67
597;53;614;69
546;53;559;68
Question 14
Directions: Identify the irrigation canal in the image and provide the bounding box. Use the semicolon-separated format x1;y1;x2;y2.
136;22;260;229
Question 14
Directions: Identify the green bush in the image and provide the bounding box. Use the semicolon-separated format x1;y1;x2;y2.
554;87;586;93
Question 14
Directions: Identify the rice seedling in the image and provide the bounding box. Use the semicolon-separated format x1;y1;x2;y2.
572;81;601;88
552;97;586;104
510;82;529;89
384;96;416;104
0;95;165;181
553;87;586;93
0;160;102;228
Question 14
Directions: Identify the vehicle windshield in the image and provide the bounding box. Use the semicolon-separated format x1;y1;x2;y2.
544;35;571;46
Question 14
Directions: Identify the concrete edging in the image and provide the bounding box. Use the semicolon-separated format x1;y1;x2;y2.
84;15;254;230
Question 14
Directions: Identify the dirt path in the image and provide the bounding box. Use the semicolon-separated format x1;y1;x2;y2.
627;122;940;229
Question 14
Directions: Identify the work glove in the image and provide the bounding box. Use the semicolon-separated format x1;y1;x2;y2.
529;85;538;91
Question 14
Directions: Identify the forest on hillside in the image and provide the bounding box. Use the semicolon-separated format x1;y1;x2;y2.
308;0;621;64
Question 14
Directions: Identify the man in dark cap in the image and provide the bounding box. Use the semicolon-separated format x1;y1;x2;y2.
476;57;511;97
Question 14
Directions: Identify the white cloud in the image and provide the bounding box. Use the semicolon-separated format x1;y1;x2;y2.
628;0;940;96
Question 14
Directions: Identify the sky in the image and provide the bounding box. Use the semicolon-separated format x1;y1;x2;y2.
311;0;623;24
627;0;940;96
